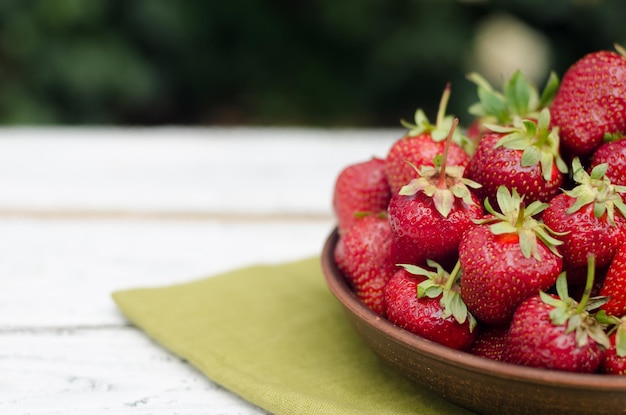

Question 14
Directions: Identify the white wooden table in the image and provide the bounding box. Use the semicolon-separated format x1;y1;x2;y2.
0;127;401;414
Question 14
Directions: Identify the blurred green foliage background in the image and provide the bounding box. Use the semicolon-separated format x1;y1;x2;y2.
1;0;625;127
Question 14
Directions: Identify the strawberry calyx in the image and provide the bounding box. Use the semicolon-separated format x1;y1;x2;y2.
467;69;559;125
596;312;626;357
400;83;471;153
398;160;481;218
565;157;626;225
540;255;610;350
399;117;481;218
399;260;477;332
475;185;563;259
484;108;568;182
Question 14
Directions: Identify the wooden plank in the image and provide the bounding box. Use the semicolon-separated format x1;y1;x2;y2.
0;127;401;215
0;327;268;414
0;218;334;327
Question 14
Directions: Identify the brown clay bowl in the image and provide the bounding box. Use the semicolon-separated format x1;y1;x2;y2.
321;228;626;415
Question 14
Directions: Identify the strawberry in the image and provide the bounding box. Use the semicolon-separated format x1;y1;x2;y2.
599;241;626;317
387;119;483;268
590;138;626;187
502;269;609;373
332;157;391;231
458;186;563;325
467;324;509;361
466;69;559;140
600;333;626;375
385;84;471;194
334;213;396;316
465;108;568;205
596;314;626;375
384;260;477;350
542;158;626;284
550;46;626;157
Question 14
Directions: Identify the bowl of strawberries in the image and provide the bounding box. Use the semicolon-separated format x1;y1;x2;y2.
323;47;626;415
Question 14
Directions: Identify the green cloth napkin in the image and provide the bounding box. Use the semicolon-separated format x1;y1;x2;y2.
112;257;473;415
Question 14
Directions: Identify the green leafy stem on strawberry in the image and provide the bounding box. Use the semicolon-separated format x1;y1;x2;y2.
484;108;568;183
566;157;626;225
400;82;473;155
597;312;626;358
467;69;559;127
399;260;477;332
398;117;481;218
475;185;564;260
541;255;610;351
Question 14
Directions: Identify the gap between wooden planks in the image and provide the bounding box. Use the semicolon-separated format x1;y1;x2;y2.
0;209;333;223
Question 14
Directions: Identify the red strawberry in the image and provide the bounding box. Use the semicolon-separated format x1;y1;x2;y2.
468;324;509;361
502;271;609;373
550;47;626;156
542;158;626;284
600;241;626;317
458;186;563;325
334;214;396;316
466;69;559;140
596;315;626;375
590;138;626;186
387;119;483;268
332;157;391;232
600;333;626;375
466;108;568;205
385;84;471;194
384;261;477;350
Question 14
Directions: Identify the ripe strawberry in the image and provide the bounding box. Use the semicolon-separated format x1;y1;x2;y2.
332;157;391;231
502;270;609;373
466;69;559;140
385;84;471;194
468;324;509;361
599;241;626;317
458;186;563;325
387;119;483;268
542;158;626;284
550;46;626;156
466;108;568;205
590;138;626;186
596;314;626;375
600;333;626;375
384;260;477;350
334;214;396;316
